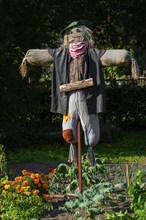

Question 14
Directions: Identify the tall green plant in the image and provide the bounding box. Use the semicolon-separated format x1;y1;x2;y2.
128;170;146;218
106;170;146;220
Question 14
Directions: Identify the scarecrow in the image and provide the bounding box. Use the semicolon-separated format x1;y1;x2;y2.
20;20;140;166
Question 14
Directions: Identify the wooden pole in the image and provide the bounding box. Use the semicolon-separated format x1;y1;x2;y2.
77;120;82;191
126;163;130;188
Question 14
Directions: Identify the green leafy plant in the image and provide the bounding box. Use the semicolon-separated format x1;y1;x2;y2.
54;158;126;219
0;191;52;220
61;181;125;219
50;160;146;219
49;157;105;195
128;170;146;219
49;163;78;194
105;169;146;220
105;210;132;220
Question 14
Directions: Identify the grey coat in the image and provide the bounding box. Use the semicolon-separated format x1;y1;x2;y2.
48;47;106;115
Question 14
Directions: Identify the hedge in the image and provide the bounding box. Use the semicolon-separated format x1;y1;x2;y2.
104;85;146;127
1;85;146;146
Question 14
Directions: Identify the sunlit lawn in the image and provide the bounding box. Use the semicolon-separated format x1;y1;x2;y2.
7;128;146;164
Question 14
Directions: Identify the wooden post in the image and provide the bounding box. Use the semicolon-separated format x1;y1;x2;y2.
77;120;82;191
126;163;130;188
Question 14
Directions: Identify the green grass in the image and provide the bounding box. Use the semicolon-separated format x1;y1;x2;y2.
95;129;146;163
7;143;69;164
6;128;146;164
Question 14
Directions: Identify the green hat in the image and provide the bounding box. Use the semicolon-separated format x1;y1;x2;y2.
60;20;93;36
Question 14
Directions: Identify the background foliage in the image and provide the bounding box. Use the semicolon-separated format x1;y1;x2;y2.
0;0;146;147
105;86;146;126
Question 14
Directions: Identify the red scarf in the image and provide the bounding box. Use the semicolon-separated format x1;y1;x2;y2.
69;42;88;59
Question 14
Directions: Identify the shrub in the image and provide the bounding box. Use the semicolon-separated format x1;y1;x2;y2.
0;145;7;178
104;85;146;126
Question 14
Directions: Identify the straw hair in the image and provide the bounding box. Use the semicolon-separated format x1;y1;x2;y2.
61;26;94;47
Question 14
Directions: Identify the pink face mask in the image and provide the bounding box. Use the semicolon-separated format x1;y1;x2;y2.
69;42;88;59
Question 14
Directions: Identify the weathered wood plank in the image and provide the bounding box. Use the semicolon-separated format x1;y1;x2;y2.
59;78;93;93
